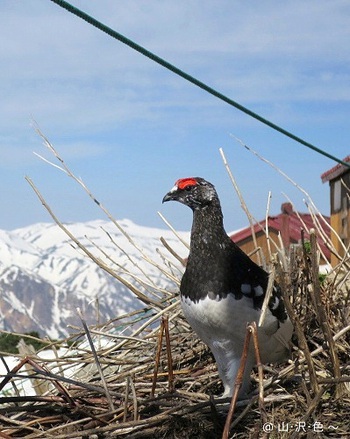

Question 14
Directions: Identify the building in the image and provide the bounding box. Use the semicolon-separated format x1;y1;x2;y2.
230;202;330;266
321;155;350;266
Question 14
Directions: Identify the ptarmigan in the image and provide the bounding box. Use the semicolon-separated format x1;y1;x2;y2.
163;177;293;397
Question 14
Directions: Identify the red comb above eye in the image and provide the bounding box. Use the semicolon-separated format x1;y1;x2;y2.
175;178;198;190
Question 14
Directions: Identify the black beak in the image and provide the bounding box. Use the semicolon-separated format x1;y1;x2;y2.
162;192;176;203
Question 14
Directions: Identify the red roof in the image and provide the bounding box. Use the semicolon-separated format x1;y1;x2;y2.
321;155;350;183
230;203;330;259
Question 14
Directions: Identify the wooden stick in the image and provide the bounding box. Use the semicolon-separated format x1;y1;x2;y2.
222;322;252;439
220;147;262;266
309;230;343;397
249;322;267;426
151;318;165;397
77;308;115;411
163;316;174;393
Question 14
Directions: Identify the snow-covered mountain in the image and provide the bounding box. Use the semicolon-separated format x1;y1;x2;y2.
0;219;189;339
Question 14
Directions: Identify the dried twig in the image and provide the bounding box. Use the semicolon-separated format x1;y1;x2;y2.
222;322;265;439
309;231;342;396
77;307;115;411
220;147;262;266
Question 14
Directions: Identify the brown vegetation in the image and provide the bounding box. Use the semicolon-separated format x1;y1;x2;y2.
0;133;349;438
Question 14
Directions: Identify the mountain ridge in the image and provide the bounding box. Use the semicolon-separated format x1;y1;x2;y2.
0;219;189;338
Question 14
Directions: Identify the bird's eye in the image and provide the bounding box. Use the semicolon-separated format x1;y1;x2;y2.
184;185;192;191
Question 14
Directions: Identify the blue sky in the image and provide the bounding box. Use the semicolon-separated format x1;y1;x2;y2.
1;0;349;232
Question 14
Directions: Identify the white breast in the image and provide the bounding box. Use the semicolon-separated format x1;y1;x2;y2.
181;293;292;364
181;294;258;345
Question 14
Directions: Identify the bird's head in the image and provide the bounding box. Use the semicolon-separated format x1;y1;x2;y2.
162;177;218;210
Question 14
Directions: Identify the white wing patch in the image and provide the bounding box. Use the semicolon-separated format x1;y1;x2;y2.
241;284;251;294
254;285;264;297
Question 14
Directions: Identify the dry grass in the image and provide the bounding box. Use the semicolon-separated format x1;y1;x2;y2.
0;251;349;438
0;132;349;438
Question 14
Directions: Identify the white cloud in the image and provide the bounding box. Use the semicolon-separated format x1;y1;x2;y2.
1;0;349;136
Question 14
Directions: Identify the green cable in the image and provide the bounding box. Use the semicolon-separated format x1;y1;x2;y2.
49;0;349;168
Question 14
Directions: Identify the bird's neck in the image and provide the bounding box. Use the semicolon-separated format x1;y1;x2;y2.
190;202;230;249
